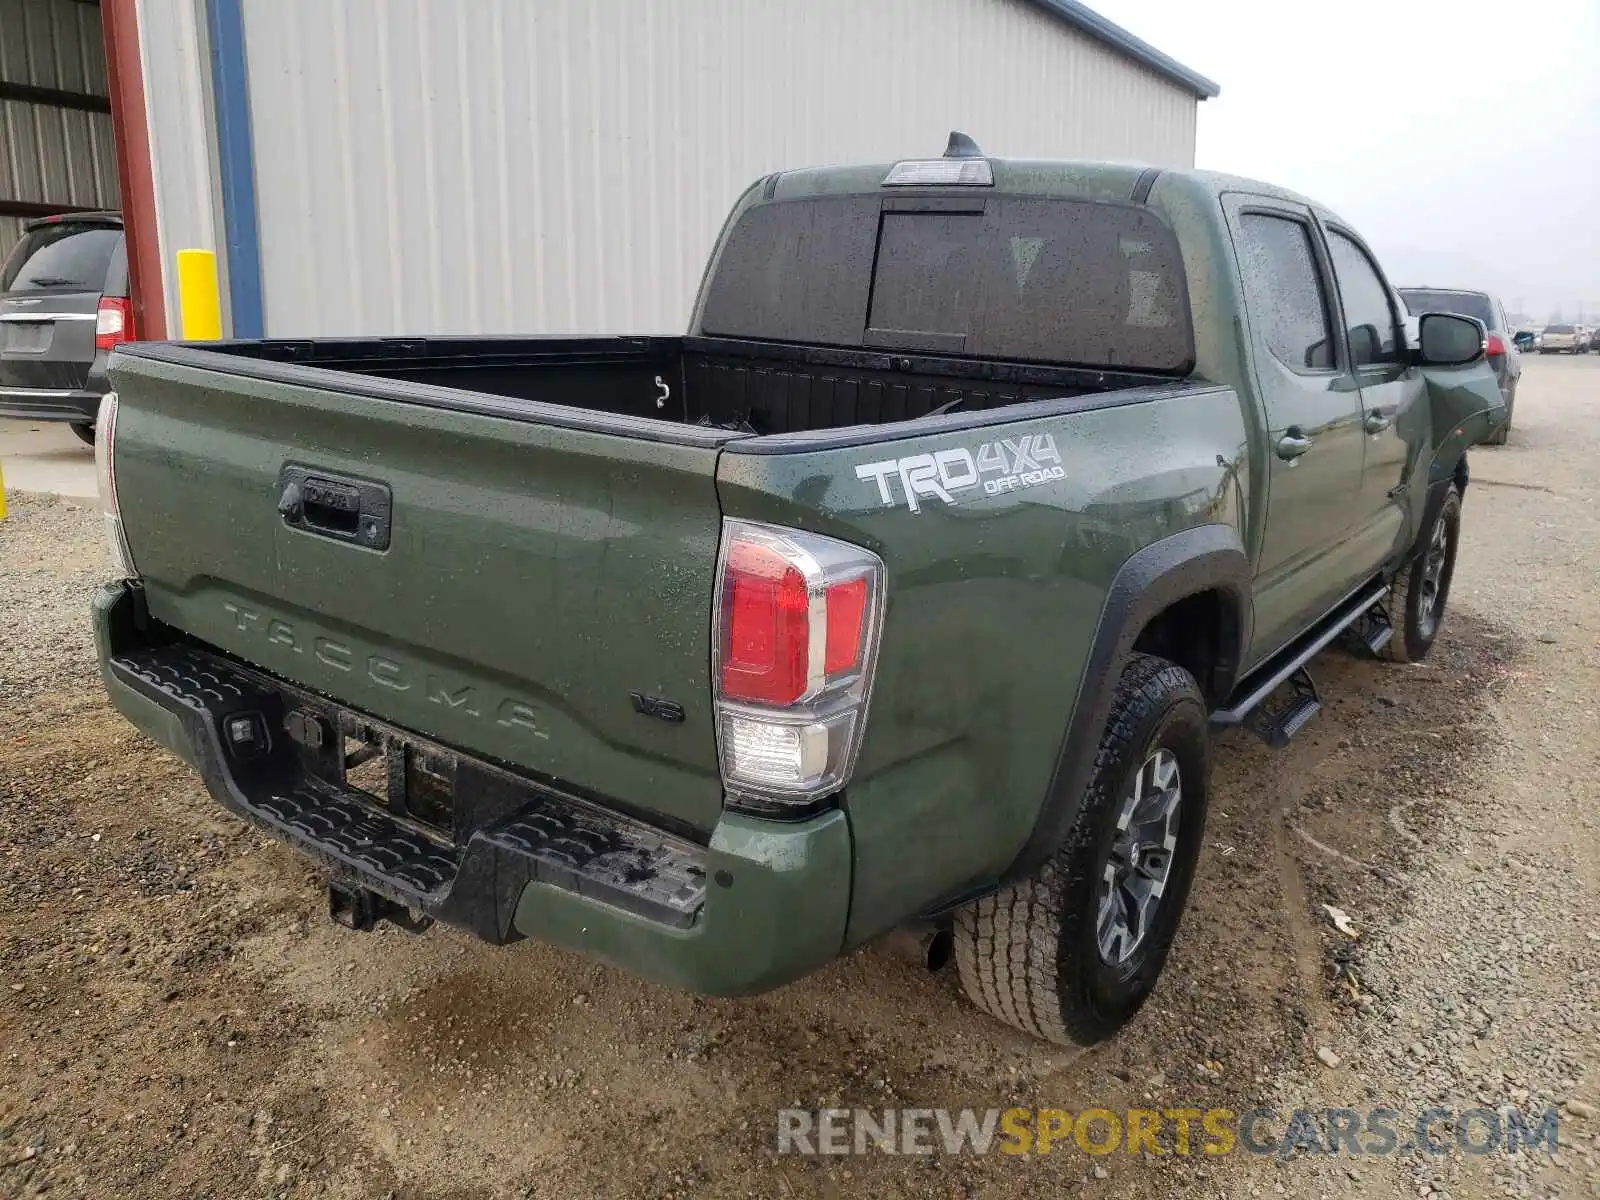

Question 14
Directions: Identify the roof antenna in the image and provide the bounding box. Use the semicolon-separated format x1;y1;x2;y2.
943;131;983;159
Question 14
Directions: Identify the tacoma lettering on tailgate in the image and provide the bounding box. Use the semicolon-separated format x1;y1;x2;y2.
222;602;548;738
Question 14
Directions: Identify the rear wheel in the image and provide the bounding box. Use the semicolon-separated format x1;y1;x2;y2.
1384;484;1461;663
953;654;1209;1045
70;422;95;446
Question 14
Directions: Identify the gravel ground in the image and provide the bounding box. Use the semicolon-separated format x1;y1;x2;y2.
0;357;1595;1199
0;493;107;706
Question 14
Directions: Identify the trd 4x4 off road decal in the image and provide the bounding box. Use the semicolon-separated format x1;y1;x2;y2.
854;433;1065;513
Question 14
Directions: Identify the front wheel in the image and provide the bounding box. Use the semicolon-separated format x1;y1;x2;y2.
1384;484;1461;663
953;654;1209;1045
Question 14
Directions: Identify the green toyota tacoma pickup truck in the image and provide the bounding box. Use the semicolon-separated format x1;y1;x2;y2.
91;137;1504;1046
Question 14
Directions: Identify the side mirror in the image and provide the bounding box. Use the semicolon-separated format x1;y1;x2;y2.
1417;313;1486;367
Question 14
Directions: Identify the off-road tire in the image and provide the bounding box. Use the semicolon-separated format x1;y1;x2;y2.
953;653;1209;1045
1384;484;1462;663
70;422;95;446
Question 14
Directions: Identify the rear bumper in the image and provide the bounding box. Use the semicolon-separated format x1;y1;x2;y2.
0;385;102;422
0;348;110;421
93;581;852;995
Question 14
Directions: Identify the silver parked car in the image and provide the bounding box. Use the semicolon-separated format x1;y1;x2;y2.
1540;324;1583;353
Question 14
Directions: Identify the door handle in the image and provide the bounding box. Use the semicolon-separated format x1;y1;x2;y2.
1364;410;1392;434
1275;432;1313;461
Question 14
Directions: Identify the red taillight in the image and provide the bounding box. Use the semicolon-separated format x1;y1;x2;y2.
96;297;133;351
1485;333;1506;357
823;578;868;675
713;521;885;807
719;542;877;705
721;540;812;706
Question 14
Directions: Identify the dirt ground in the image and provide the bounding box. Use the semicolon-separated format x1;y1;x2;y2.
1;357;1596;1200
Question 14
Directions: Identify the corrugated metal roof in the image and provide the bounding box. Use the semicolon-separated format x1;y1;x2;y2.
1024;0;1219;98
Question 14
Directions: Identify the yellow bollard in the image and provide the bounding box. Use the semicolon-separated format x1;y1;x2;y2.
176;249;223;340
0;455;7;520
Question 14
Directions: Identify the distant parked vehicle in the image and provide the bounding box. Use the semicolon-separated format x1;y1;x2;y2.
1541;324;1581;353
1400;288;1520;444
1578;326;1594;353
0;212;132;445
1512;329;1538;353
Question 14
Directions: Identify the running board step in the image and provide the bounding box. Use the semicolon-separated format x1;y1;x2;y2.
1343;600;1394;658
1245;666;1322;748
1212;579;1388;736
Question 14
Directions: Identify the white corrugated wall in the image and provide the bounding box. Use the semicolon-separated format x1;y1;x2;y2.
133;0;222;334
238;0;1199;337
0;0;118;255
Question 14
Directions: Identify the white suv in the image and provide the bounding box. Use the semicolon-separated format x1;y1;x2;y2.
1540;324;1582;353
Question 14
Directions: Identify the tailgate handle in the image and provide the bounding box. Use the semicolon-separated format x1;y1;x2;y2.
277;465;392;550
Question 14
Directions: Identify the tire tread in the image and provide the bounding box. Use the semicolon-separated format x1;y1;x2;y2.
953;653;1204;1045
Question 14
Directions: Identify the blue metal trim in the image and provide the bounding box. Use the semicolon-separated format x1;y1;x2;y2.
204;0;265;336
1023;0;1220;99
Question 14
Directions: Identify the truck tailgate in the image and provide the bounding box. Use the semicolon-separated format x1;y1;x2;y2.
108;349;727;835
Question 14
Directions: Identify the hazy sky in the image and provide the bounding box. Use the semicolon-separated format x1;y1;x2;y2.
1090;0;1600;322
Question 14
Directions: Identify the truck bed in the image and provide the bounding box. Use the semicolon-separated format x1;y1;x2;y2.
183;334;1177;436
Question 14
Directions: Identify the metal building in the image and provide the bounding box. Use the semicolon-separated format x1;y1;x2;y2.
0;0;119;257
96;0;1218;340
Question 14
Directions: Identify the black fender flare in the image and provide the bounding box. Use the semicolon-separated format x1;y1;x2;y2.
1403;456;1468;570
1003;523;1251;883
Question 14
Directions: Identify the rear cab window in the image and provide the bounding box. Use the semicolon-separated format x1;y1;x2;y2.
1;224;120;294
700;194;1195;374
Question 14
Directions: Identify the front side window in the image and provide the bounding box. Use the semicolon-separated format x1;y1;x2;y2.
1234;213;1334;372
1327;231;1402;367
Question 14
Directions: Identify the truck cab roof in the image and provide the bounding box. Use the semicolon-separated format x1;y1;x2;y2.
764;154;1329;217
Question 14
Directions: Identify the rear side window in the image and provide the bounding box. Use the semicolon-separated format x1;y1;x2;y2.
701;195;1194;373
1400;289;1496;330
0;225;121;293
1234;213;1334;372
